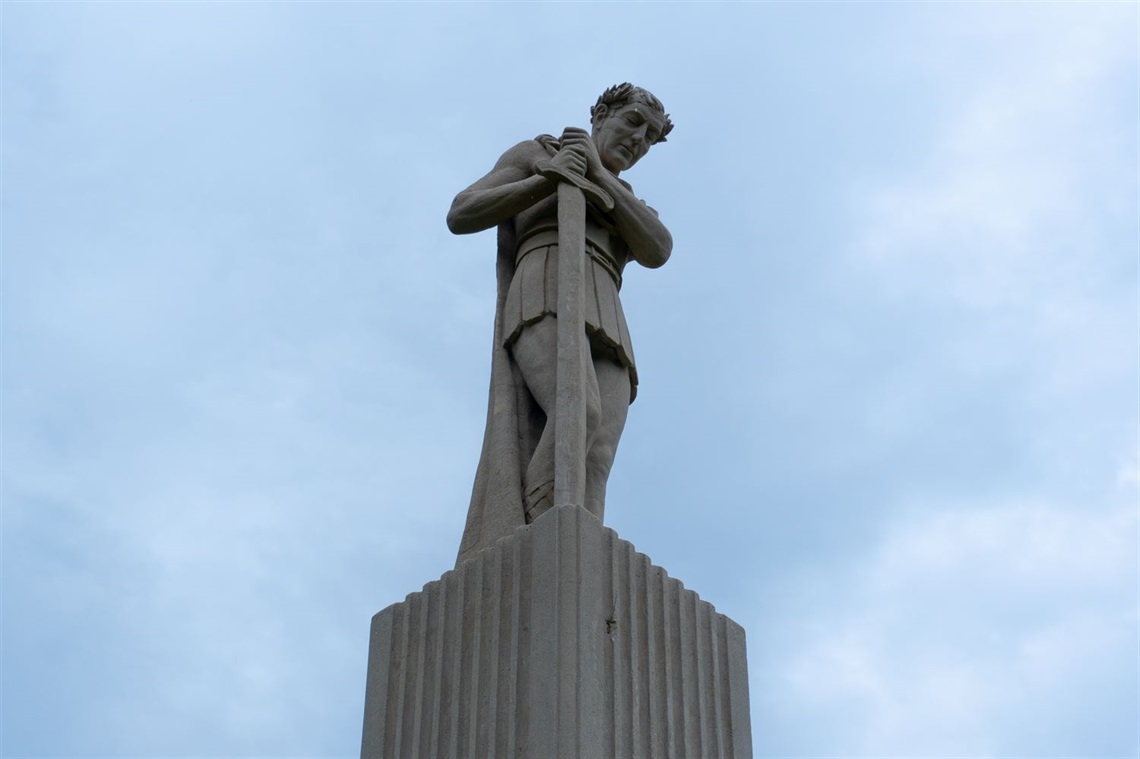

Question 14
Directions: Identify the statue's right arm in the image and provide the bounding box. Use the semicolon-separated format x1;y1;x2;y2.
446;141;557;235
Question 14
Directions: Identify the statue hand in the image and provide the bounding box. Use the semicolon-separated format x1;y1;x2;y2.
547;138;587;178
534;129;616;211
559;127;604;178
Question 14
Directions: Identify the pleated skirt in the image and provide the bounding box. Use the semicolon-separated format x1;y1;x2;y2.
503;243;638;387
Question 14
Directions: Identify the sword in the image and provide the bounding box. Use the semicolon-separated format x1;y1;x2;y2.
534;158;614;510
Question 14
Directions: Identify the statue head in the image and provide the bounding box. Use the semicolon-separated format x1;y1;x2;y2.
589;83;673;175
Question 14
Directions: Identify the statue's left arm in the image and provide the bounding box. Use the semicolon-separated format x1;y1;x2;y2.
594;171;672;269
560;128;672;269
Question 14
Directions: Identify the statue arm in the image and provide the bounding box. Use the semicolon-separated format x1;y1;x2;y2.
447;141;562;235
591;171;672;269
557;128;672;268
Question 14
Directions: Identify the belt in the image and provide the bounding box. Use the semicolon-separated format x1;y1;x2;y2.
515;228;623;288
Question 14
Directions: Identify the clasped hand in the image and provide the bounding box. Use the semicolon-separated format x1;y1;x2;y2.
547;127;602;180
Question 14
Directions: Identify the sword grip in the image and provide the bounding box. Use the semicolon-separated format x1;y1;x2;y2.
535;160;615;212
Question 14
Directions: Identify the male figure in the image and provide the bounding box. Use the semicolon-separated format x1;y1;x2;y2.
449;84;673;565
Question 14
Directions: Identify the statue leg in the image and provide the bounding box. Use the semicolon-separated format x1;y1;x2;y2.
511;318;558;521
511;318;608;521
583;356;630;521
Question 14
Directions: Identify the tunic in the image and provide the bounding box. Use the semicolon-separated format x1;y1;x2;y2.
502;227;639;389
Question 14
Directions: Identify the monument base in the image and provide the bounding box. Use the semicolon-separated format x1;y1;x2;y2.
361;505;752;758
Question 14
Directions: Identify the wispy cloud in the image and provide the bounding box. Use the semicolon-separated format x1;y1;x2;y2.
782;499;1138;756
857;4;1135;312
4;2;1135;756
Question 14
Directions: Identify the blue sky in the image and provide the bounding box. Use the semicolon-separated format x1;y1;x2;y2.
3;2;1137;757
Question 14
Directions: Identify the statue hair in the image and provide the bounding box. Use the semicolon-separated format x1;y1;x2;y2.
590;83;674;144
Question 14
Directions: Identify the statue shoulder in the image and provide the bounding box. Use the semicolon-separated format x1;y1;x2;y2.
494;138;553;172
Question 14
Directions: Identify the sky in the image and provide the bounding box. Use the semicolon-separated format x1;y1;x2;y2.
2;2;1137;757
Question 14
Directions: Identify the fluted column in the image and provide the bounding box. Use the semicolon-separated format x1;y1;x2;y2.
361;505;752;758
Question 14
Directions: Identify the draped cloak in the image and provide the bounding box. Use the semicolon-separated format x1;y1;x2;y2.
454;218;536;567
454;135;642;567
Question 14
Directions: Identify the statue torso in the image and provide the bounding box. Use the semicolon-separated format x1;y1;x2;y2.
512;140;631;276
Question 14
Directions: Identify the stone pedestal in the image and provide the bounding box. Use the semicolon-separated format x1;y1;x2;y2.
361;505;752;758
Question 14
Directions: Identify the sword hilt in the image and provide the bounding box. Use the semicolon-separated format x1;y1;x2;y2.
535;160;615;212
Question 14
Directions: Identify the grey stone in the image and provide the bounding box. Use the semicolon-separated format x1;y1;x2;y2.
361;505;753;758
449;84;675;565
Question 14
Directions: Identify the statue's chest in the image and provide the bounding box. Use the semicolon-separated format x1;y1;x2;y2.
515;194;627;266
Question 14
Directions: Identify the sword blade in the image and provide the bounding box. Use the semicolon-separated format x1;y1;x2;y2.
553;181;588;509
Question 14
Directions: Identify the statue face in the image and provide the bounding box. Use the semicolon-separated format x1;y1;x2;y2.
592;102;667;174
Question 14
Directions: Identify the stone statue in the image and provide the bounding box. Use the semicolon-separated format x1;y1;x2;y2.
448;83;673;566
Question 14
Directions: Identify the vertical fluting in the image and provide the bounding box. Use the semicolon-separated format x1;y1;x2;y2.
663;577;684;757
521;507;552;756
611;534;632;759
360;602;395;758
440;563;463;759
497;537;519;759
417;580;442;757
726;619;752;759
476;544;500;756
419;578;435;752
514;515;535;755
575;510;609;759
648;562;667;758
714;612;732;756
361;505;750;759
400;590;426;758
456;559;479;757
385;601;408;759
631;550;651;757
465;559;484;755
696;595;717;758
556;507;577;757
681;588;700;756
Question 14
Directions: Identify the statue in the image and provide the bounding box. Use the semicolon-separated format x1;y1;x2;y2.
448;83;673;566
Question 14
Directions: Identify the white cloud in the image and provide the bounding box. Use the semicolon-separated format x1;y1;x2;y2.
1118;448;1140;490
873;499;1135;590
781;499;1138;755
836;0;1137;533
5;2;1136;756
857;5;1135;313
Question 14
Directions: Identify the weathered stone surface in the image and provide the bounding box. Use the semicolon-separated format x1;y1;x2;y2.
450;84;675;565
361;505;752;758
